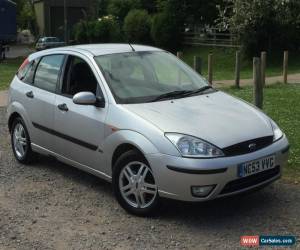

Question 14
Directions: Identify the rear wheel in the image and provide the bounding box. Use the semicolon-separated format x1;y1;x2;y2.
113;150;160;216
11;117;35;164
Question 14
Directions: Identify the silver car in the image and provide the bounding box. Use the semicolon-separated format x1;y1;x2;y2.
36;37;65;51
7;44;289;216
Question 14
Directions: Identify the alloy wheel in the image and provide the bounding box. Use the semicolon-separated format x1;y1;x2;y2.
119;161;157;209
13;123;28;159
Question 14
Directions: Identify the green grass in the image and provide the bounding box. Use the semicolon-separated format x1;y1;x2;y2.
221;83;300;182
0;58;24;90
182;46;300;81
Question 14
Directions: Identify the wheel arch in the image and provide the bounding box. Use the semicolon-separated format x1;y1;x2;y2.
103;130;160;174
112;143;146;170
8;112;21;133
7;101;32;135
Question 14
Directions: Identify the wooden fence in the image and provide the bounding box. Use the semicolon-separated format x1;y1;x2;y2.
183;28;240;48
177;50;291;109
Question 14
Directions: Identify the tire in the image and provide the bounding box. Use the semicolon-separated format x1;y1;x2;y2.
11;117;35;164
112;150;160;216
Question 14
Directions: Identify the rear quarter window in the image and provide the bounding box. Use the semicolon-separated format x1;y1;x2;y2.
17;58;40;84
33;54;65;92
16;58;31;80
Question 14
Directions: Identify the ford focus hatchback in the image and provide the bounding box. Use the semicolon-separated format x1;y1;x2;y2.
7;44;289;216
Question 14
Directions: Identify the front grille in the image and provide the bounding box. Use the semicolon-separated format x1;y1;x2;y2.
222;136;273;156
220;166;280;195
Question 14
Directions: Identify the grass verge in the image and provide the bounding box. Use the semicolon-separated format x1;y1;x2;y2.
221;83;300;183
182;46;300;81
0;58;24;90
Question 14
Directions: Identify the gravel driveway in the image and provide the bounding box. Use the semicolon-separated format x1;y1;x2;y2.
0;107;299;250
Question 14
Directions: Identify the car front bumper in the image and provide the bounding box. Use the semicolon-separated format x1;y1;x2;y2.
146;135;289;202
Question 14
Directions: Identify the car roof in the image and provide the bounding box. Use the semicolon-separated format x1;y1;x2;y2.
30;43;163;58
40;37;58;39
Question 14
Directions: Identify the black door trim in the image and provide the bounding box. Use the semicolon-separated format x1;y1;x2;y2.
32;122;98;151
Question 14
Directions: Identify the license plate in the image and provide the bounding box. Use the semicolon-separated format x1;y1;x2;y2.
238;155;276;178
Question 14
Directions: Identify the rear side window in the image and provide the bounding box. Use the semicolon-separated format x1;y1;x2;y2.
34;55;64;92
24;59;40;84
17;58;31;80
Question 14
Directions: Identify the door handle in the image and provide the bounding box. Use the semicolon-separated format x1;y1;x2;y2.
26;91;34;98
57;103;68;112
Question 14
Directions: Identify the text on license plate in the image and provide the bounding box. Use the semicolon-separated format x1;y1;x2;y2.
238;155;276;177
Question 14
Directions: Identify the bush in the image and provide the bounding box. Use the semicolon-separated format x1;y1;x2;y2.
123;9;152;44
94;15;122;43
73;16;122;44
107;0;141;22
73;20;89;43
151;12;181;51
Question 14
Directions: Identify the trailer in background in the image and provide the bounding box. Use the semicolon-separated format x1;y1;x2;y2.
0;0;17;59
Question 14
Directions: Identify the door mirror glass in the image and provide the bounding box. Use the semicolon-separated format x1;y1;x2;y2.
73;92;97;105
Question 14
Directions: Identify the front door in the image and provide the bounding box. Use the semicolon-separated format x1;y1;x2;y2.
53;55;108;171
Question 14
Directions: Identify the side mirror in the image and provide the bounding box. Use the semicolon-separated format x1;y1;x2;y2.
73;92;97;106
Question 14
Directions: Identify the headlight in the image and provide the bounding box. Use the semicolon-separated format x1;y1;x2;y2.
270;120;283;142
165;133;224;158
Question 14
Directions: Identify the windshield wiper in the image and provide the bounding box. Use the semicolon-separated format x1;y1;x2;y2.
150;90;192;102
150;86;214;102
181;85;214;97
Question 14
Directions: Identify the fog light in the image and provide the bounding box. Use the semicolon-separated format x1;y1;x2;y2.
191;185;215;197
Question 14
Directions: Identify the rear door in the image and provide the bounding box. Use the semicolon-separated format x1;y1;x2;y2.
24;54;65;151
53;54;108;171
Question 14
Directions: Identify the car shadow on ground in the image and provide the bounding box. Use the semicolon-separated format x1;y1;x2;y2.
31;154;283;227
33;154;113;193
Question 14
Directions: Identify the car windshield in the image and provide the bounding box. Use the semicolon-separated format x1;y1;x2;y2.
94;51;209;104
47;37;59;42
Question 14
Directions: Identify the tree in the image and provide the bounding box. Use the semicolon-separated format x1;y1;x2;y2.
94;15;122;43
107;0;141;22
73;15;122;43
73;20;89;43
15;0;37;34
97;0;109;17
185;0;224;26
151;11;181;51
151;0;185;51
139;0;157;14
123;9;152;44
217;0;300;56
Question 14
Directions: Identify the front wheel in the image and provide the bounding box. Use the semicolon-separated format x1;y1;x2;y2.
113;150;160;216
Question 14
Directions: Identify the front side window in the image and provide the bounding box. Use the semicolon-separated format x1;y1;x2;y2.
95;51;208;104
34;55;64;92
61;56;99;97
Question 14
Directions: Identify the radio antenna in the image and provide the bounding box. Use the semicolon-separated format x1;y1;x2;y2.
128;43;135;52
